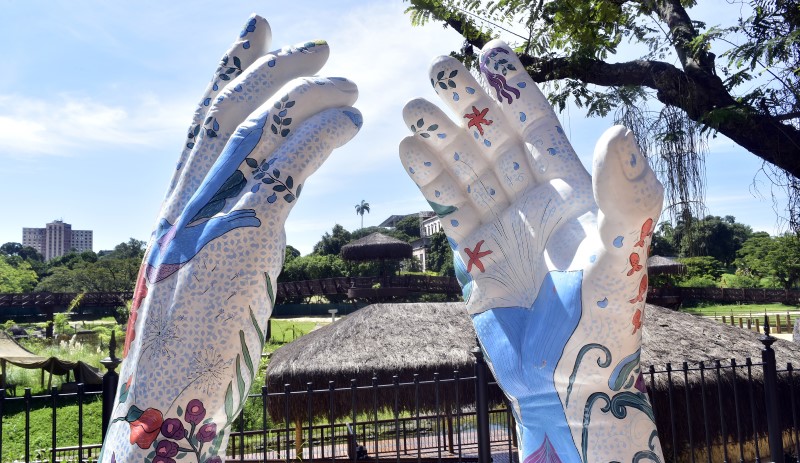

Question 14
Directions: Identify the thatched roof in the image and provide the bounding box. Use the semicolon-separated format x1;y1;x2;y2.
647;255;686;275
340;233;412;261
265;302;504;421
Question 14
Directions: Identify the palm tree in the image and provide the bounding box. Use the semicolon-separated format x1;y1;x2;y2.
355;200;370;229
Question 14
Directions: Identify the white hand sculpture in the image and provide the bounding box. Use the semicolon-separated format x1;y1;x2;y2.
400;40;664;463
100;15;361;463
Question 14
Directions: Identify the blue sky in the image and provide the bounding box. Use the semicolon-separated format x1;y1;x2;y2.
0;1;786;255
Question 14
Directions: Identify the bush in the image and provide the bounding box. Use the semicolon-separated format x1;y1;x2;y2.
678;275;718;288
719;273;760;288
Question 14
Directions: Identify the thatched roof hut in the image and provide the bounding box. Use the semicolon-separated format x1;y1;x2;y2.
265;302;504;422
647;255;686;276
267;302;800;457
340;233;412;261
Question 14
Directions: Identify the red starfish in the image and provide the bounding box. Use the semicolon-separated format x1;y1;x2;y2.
464;106;493;136
465;239;493;273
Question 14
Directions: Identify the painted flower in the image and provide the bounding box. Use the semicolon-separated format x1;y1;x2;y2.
128;407;163;449
207;457;222;463
156;440;179;458
196;423;217;443
185;399;206;425
153;457;176;463
160;418;186;440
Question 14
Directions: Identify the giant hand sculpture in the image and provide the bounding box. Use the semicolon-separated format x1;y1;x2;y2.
400;41;664;462
101;16;361;463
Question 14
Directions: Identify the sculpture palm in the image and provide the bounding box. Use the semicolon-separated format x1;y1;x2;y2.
400;40;664;463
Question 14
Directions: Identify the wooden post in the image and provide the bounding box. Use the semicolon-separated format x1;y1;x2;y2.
747;318;752;330
722;315;727;324
756;318;760;333
787;312;792;332
730;315;735;326
295;421;303;458
777;315;782;334
446;409;455;453
739;318;743;328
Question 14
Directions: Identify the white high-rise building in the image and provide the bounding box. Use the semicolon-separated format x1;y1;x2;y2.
22;220;93;260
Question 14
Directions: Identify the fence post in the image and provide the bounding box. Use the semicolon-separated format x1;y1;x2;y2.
100;331;122;439
760;315;783;462
473;340;492;463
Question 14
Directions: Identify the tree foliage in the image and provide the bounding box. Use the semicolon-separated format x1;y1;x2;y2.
406;0;800;228
0;256;38;293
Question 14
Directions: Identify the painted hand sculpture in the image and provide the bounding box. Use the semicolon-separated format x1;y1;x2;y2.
101;15;361;463
400;41;664;463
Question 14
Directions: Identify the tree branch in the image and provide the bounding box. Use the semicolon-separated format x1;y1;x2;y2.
517;53;800;179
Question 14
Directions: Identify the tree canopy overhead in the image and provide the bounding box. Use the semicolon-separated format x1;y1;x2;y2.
406;0;800;227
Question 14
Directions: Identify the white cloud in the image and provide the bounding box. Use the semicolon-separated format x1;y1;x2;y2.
0;93;190;158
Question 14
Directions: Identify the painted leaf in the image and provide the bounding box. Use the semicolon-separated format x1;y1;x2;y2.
284;193;295;203
507;63;516;71
278;109;287;117
286;176;293;189
245;158;258;168
235;355;246;404
176;406;183;416
254;172;265;180
233;56;241;68
448;80;456;88
436;70;445;80
205;116;213;125
282;118;292;126
226;67;236;74
449;69;458;78
272;168;280;178
219;74;230;81
250;304;265;346
273;115;282;125
427;124;439;131
416;118;424;128
206;129;217;138
438;82;447;90
262;177;275;184
224;382;234;424
273;185;287;192
281;94;289;102
296;184;303;198
420;133;430;138
280;129;290;137
285;101;295;108
273;101;282;109
240;330;254;378
267;192;277;203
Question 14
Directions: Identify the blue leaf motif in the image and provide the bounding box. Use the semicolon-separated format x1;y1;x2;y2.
267;193;277;203
251;184;260;193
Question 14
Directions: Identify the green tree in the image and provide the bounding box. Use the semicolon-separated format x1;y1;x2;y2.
427;231;455;277
280;254;348;281
394;215;422;238
313;224;352;256
0;256;38;293
355;200;370;229
765;234;800;289
406;0;800;227
735;231;774;278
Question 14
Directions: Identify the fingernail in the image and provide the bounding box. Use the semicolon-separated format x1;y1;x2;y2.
342;109;363;128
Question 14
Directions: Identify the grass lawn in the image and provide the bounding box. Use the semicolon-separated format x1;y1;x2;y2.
1;318;322;461
681;302;800;333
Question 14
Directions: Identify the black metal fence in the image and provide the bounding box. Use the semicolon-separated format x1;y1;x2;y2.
3;329;800;463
